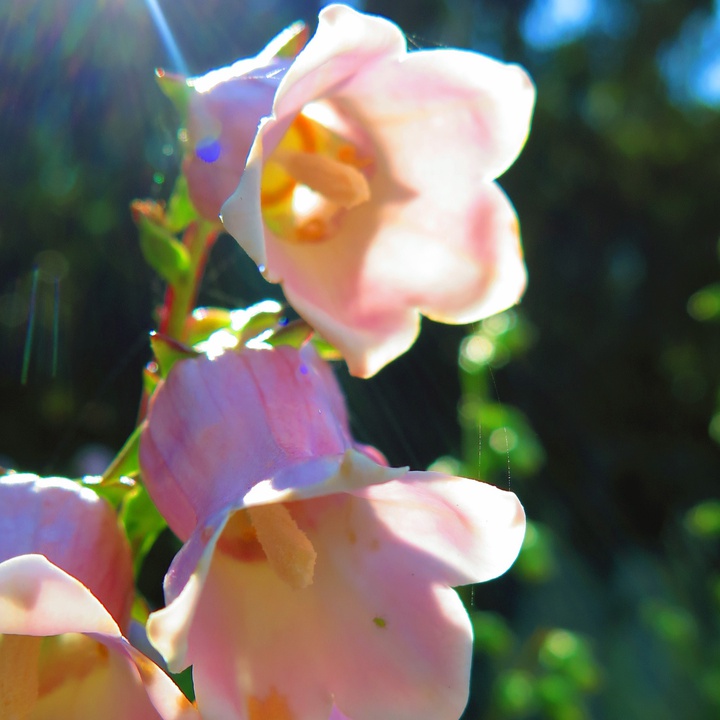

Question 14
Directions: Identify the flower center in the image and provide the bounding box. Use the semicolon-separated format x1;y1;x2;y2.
260;108;372;244
219;503;317;590
0;634;41;719
0;632;110;717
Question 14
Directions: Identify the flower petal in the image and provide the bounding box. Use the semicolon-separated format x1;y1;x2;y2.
0;474;134;629
0;555;119;637
357;472;526;585
139;345;353;540
273;4;407;120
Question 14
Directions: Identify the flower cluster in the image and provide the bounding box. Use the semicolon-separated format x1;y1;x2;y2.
7;4;534;720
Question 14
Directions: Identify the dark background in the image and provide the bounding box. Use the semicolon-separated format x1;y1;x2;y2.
2;0;719;717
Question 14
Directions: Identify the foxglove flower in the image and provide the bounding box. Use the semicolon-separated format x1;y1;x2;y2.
207;4;535;376
140;346;526;720
0;473;198;720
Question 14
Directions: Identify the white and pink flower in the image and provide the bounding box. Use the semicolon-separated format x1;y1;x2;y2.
140;345;526;720
0;474;198;720
190;4;535;376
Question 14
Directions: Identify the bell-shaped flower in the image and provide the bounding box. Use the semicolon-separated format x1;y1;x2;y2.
140;345;526;720
0;473;199;720
215;4;535;377
180;22;308;221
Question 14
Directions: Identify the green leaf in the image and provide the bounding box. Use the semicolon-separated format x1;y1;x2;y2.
471;611;514;657
101;424;143;483
494;670;538;716
685;499;720;537
688;282;720;321
155;69;191;122
474;403;545;479
120;483;167;577
165;175;199;234
513;521;557;583
137;214;191;286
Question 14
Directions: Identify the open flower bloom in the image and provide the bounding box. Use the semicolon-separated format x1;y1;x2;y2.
140;345;526;720
217;4;535;377
0;474;199;720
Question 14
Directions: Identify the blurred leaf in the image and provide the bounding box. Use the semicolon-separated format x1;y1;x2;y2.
475;403;545;478
538;630;600;691
685;499;720;537
536;674;586;720
131;595;150;624
513;521;558;583
136;214;191;286
641;598;698;648
494;669;538;716
165;175;199;234
472;611;514;658
687;283;720;321
156;69;190;121
120;483;167;577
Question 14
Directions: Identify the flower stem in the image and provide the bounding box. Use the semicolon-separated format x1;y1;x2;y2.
159;220;219;343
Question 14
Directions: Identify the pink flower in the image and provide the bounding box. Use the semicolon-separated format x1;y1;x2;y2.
140;346;526;720
216;4;535;377
0;474;199;720
181;24;307;221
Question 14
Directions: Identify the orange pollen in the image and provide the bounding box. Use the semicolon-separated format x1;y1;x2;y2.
248;688;294;720
295;219;328;243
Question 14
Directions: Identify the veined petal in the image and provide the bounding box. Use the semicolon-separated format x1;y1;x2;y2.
0;474;134;630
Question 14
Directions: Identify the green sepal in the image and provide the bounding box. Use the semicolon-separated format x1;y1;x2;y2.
137;214;191;286
79;474;136;508
186;307;235;346
311;335;342;361
237;306;286;344
156;69;191;122
101;424;143;484
119;483;167;577
266;318;314;349
150;331;199;378
165;175;199;234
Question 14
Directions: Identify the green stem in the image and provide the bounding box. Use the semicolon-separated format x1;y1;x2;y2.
162;220;219;342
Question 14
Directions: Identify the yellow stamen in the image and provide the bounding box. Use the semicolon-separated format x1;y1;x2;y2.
273;149;370;210
248;503;316;590
0;633;41;720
